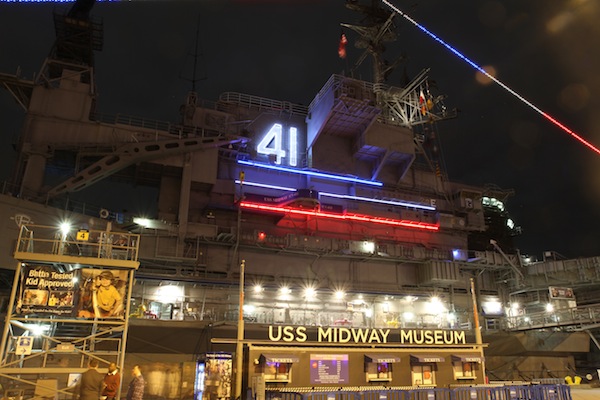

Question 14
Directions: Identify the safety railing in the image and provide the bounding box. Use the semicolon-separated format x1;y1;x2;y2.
265;384;572;400
14;224;140;263
497;303;600;331
219;92;308;116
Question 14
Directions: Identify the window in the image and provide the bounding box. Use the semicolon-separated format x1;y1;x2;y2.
453;361;477;380
411;364;434;386
451;355;481;380
365;362;392;382
264;362;291;382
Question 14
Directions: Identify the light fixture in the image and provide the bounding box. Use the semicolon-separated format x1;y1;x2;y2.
133;217;151;228
304;287;317;300
156;285;184;303
279;286;291;295
361;241;376;254
239;201;439;231
27;325;49;337
59;222;71;236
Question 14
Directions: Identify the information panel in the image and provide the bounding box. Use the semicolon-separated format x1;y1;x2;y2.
310;354;349;384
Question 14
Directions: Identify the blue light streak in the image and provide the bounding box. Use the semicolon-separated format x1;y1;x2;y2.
237;160;383;187
234;180;435;210
234;180;296;192
320;192;436;211
381;0;600;155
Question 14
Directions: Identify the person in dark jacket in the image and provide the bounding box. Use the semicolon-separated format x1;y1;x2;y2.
79;359;105;400
102;362;121;400
126;365;145;400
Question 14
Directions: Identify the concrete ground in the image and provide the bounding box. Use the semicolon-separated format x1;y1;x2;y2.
569;385;600;400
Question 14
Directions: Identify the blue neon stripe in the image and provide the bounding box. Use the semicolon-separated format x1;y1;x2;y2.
319;192;435;211
237;160;383;187
233;180;435;210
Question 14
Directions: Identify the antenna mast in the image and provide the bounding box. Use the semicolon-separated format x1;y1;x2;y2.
341;0;403;85
180;13;207;124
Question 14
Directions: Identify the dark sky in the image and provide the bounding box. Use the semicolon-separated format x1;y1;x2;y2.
1;0;599;259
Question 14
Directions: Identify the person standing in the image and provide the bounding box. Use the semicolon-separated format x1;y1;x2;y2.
102;362;121;400
79;359;105;400
126;365;145;400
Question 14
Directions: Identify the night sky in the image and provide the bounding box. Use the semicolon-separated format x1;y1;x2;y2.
0;0;599;259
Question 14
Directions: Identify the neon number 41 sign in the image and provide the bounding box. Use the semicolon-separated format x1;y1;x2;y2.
256;123;298;166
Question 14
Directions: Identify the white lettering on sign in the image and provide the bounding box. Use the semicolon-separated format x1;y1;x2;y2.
266;326;468;345
268;325;307;342
399;329;466;345
256;123;298;166
318;327;390;343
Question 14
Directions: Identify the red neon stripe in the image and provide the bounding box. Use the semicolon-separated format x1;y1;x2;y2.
542;113;600;155
240;201;439;231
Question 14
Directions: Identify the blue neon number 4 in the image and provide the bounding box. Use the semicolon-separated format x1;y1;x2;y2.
257;123;297;166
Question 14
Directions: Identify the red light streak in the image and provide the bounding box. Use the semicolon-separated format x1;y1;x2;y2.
240;201;439;231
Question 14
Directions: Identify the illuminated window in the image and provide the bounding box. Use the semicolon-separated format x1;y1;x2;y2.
453;362;476;380
451;355;480;380
364;355;399;382
365;362;392;381
411;364;434;386
263;362;292;382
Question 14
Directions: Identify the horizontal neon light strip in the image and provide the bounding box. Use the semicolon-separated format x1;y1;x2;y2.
237;160;383;187
235;180;435;210
320;192;436;211
235;180;296;192
240;201;439;231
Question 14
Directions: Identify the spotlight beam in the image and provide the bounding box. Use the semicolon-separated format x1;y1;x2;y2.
381;0;600;156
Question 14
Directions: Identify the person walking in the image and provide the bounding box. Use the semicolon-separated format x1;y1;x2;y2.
126;364;145;400
102;362;121;400
79;359;105;400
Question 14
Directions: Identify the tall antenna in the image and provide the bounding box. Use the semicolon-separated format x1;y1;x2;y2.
341;0;403;84
180;13;207;95
180;12;207;124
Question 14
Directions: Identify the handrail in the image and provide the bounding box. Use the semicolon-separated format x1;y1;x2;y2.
14;224;140;263
219;92;308;116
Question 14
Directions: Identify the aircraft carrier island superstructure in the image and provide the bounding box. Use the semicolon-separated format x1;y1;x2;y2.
0;1;599;398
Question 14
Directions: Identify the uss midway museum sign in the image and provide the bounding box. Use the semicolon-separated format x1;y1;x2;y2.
267;325;468;345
